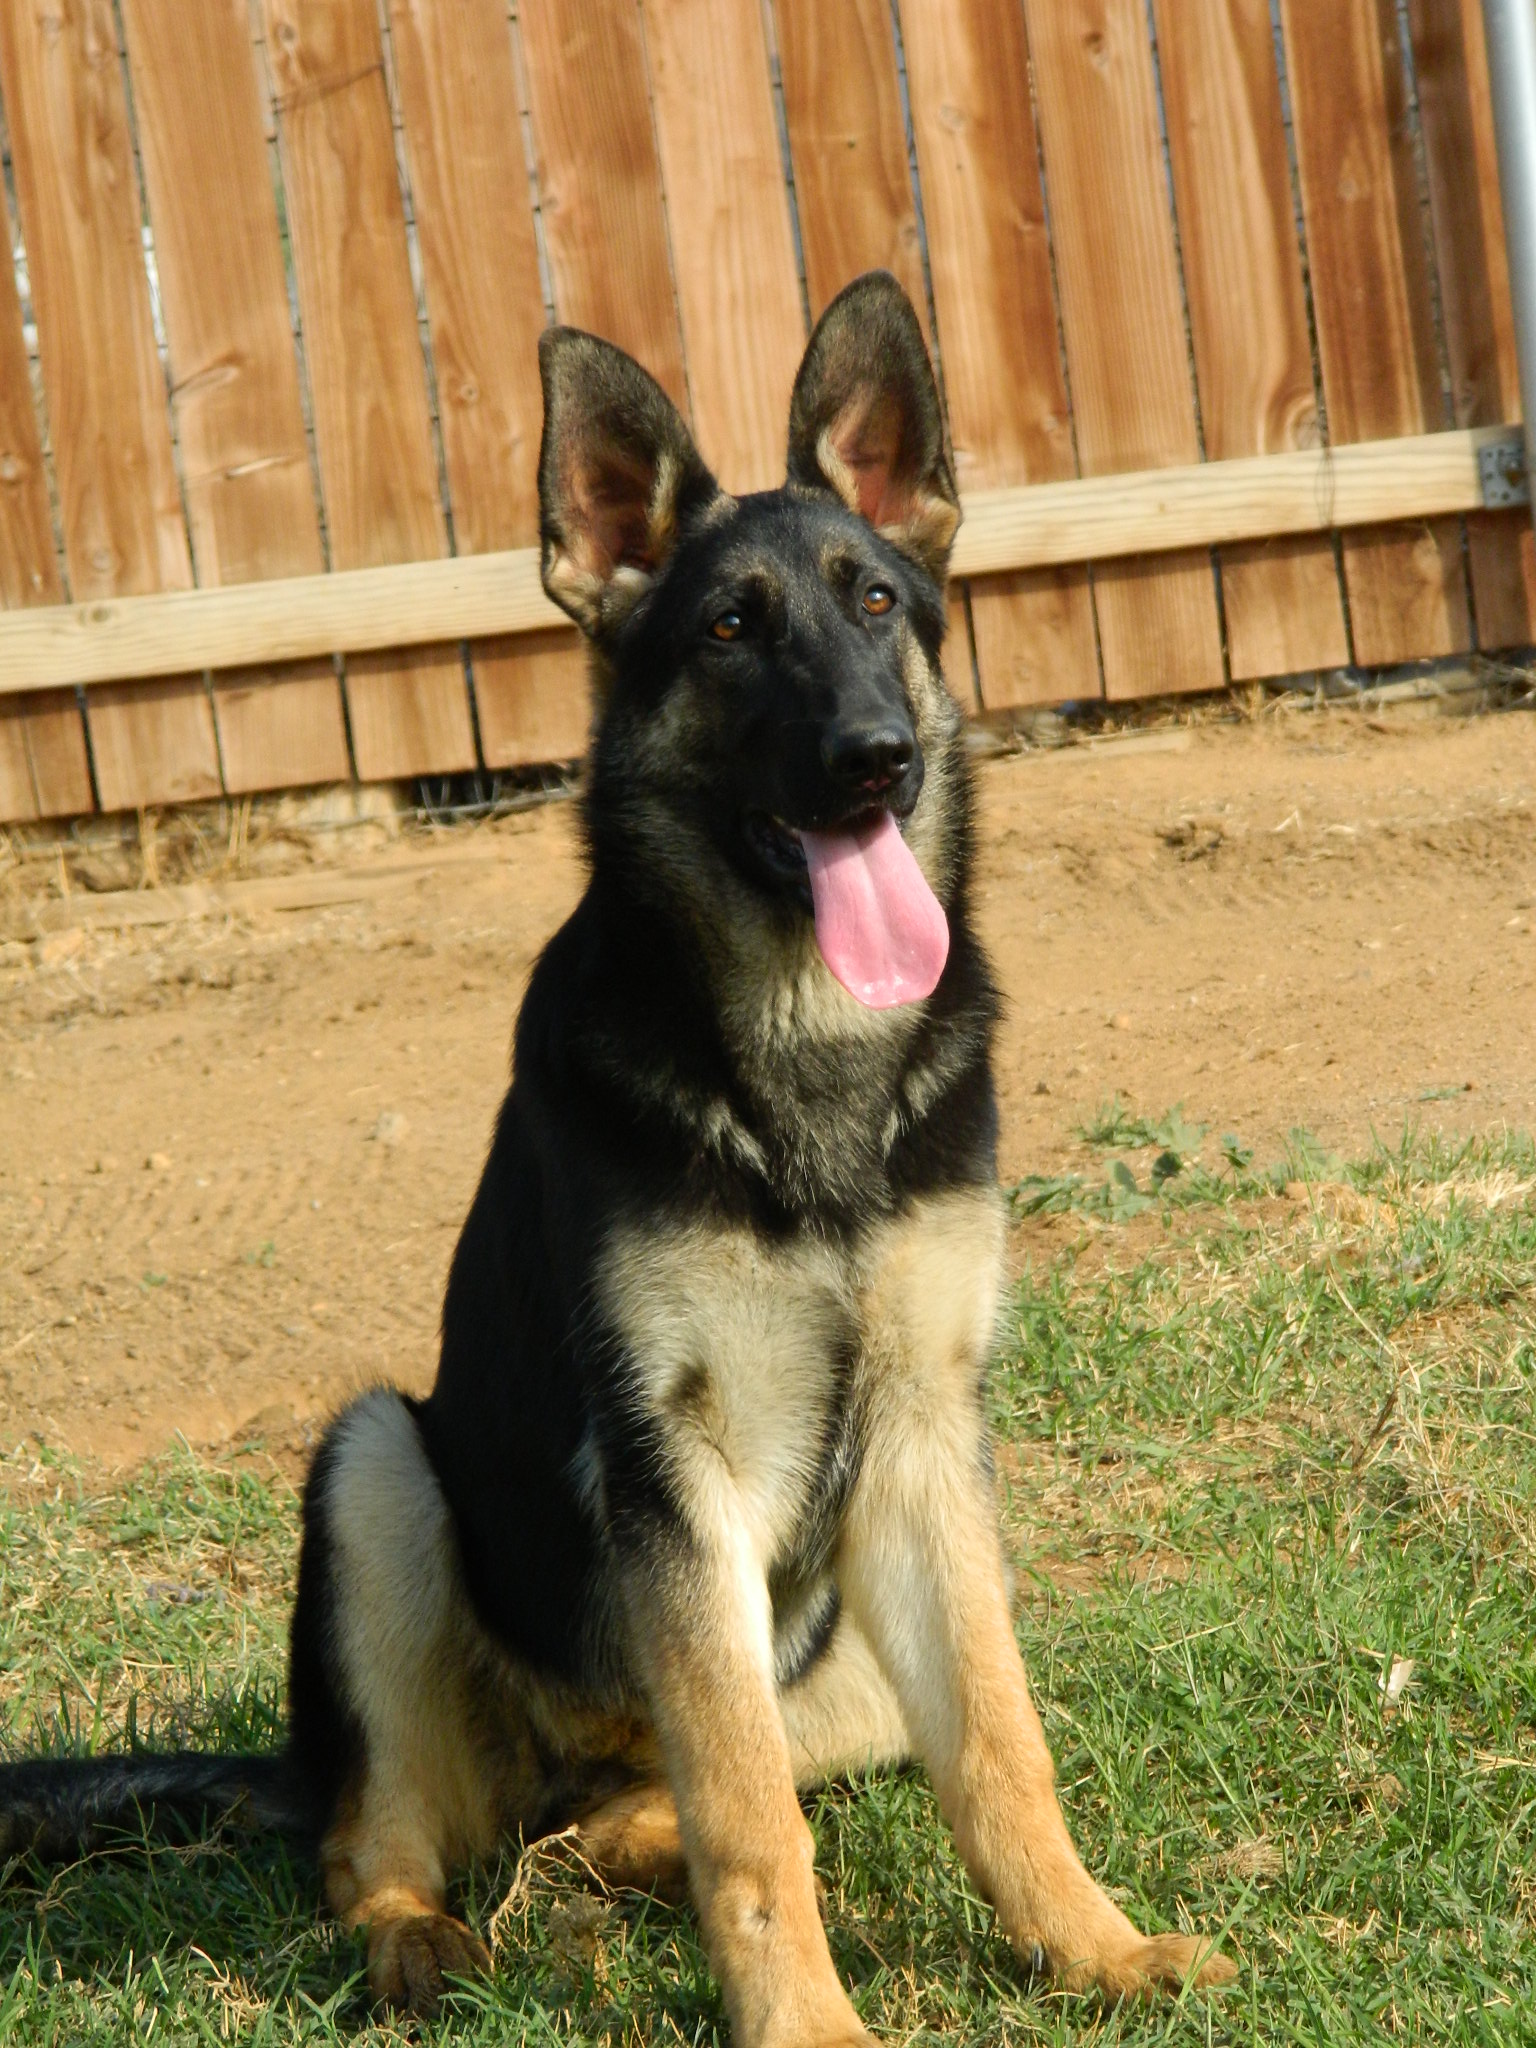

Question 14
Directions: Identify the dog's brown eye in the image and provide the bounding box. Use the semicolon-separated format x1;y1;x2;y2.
709;612;742;642
862;585;896;616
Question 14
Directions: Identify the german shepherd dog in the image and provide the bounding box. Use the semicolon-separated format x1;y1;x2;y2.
0;274;1233;2040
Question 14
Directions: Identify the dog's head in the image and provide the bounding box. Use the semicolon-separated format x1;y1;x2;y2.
538;273;968;1015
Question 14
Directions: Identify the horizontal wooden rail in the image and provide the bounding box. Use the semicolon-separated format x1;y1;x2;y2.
954;423;1521;577
0;425;1518;696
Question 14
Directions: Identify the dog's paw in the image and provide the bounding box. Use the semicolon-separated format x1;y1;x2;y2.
573;1779;690;1902
1079;1930;1237;2001
368;1910;492;2016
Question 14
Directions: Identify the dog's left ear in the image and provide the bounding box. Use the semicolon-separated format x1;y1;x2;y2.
538;327;724;640
786;272;960;582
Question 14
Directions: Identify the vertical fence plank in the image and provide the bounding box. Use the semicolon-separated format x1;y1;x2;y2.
516;0;689;414
1279;0;1470;667
772;0;974;705
387;0;587;768
636;0;805;490
773;0;926;323
0;679;87;833
0;209;92;821
16;695;97;813
0;707;34;832
0;266;56;611
1152;0;1349;679
0;0;219;811
89;676;225;807
1020;0;1224;702
517;0;701;750
458;627;589;766
262;0;474;781
895;0;1100;710
1409;0;1535;649
119;0;349;796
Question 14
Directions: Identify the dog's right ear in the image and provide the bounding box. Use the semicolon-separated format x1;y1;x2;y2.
538;329;723;640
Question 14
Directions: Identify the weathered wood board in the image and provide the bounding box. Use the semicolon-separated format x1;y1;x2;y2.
0;0;216;812
0;192;91;821
1280;0;1471;666
262;0;474;780
388;0;588;766
1021;0;1225;701
120;0;348;795
1408;0;1535;649
897;0;1100;709
1153;0;1349;678
637;0;806;491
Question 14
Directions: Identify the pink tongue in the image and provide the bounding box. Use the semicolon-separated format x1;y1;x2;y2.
799;812;949;1009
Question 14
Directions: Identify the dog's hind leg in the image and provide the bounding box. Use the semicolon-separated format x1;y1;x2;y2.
297;1391;517;2016
571;1777;688;1899
571;1608;907;1906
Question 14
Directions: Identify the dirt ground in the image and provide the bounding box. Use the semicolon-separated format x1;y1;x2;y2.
2;696;1533;1476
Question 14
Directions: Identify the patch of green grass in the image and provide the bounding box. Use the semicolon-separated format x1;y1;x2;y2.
1076;1100;1207;1159
1017;1109;1362;1223
1;1127;1533;2043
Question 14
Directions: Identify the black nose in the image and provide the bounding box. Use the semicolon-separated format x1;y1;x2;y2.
821;720;915;791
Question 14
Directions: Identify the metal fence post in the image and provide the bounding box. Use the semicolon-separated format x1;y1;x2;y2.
1483;0;1536;530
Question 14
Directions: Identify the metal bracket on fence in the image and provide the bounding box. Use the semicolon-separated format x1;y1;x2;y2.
1477;429;1531;510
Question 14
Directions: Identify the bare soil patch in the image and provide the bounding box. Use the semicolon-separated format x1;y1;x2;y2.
2;699;1533;1473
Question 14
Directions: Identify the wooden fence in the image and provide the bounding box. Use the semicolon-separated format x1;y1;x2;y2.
0;0;1530;824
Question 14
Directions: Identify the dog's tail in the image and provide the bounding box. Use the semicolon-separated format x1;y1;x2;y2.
0;1749;311;1861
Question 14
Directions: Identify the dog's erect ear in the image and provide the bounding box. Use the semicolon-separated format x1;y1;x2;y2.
538;329;723;638
786;272;960;581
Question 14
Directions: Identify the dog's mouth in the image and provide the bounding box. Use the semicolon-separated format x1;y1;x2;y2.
744;810;814;889
741;805;948;1009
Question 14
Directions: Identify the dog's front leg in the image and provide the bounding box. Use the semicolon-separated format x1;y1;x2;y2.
838;1391;1234;1999
620;1521;870;2048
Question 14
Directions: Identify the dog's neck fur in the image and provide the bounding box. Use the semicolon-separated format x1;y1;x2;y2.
718;951;922;1217
579;726;985;1227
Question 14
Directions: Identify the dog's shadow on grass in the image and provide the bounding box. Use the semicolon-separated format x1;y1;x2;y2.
0;1825;729;2040
0;1826;369;2025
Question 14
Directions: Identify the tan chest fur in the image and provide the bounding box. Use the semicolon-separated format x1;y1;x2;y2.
595;1186;1006;1576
